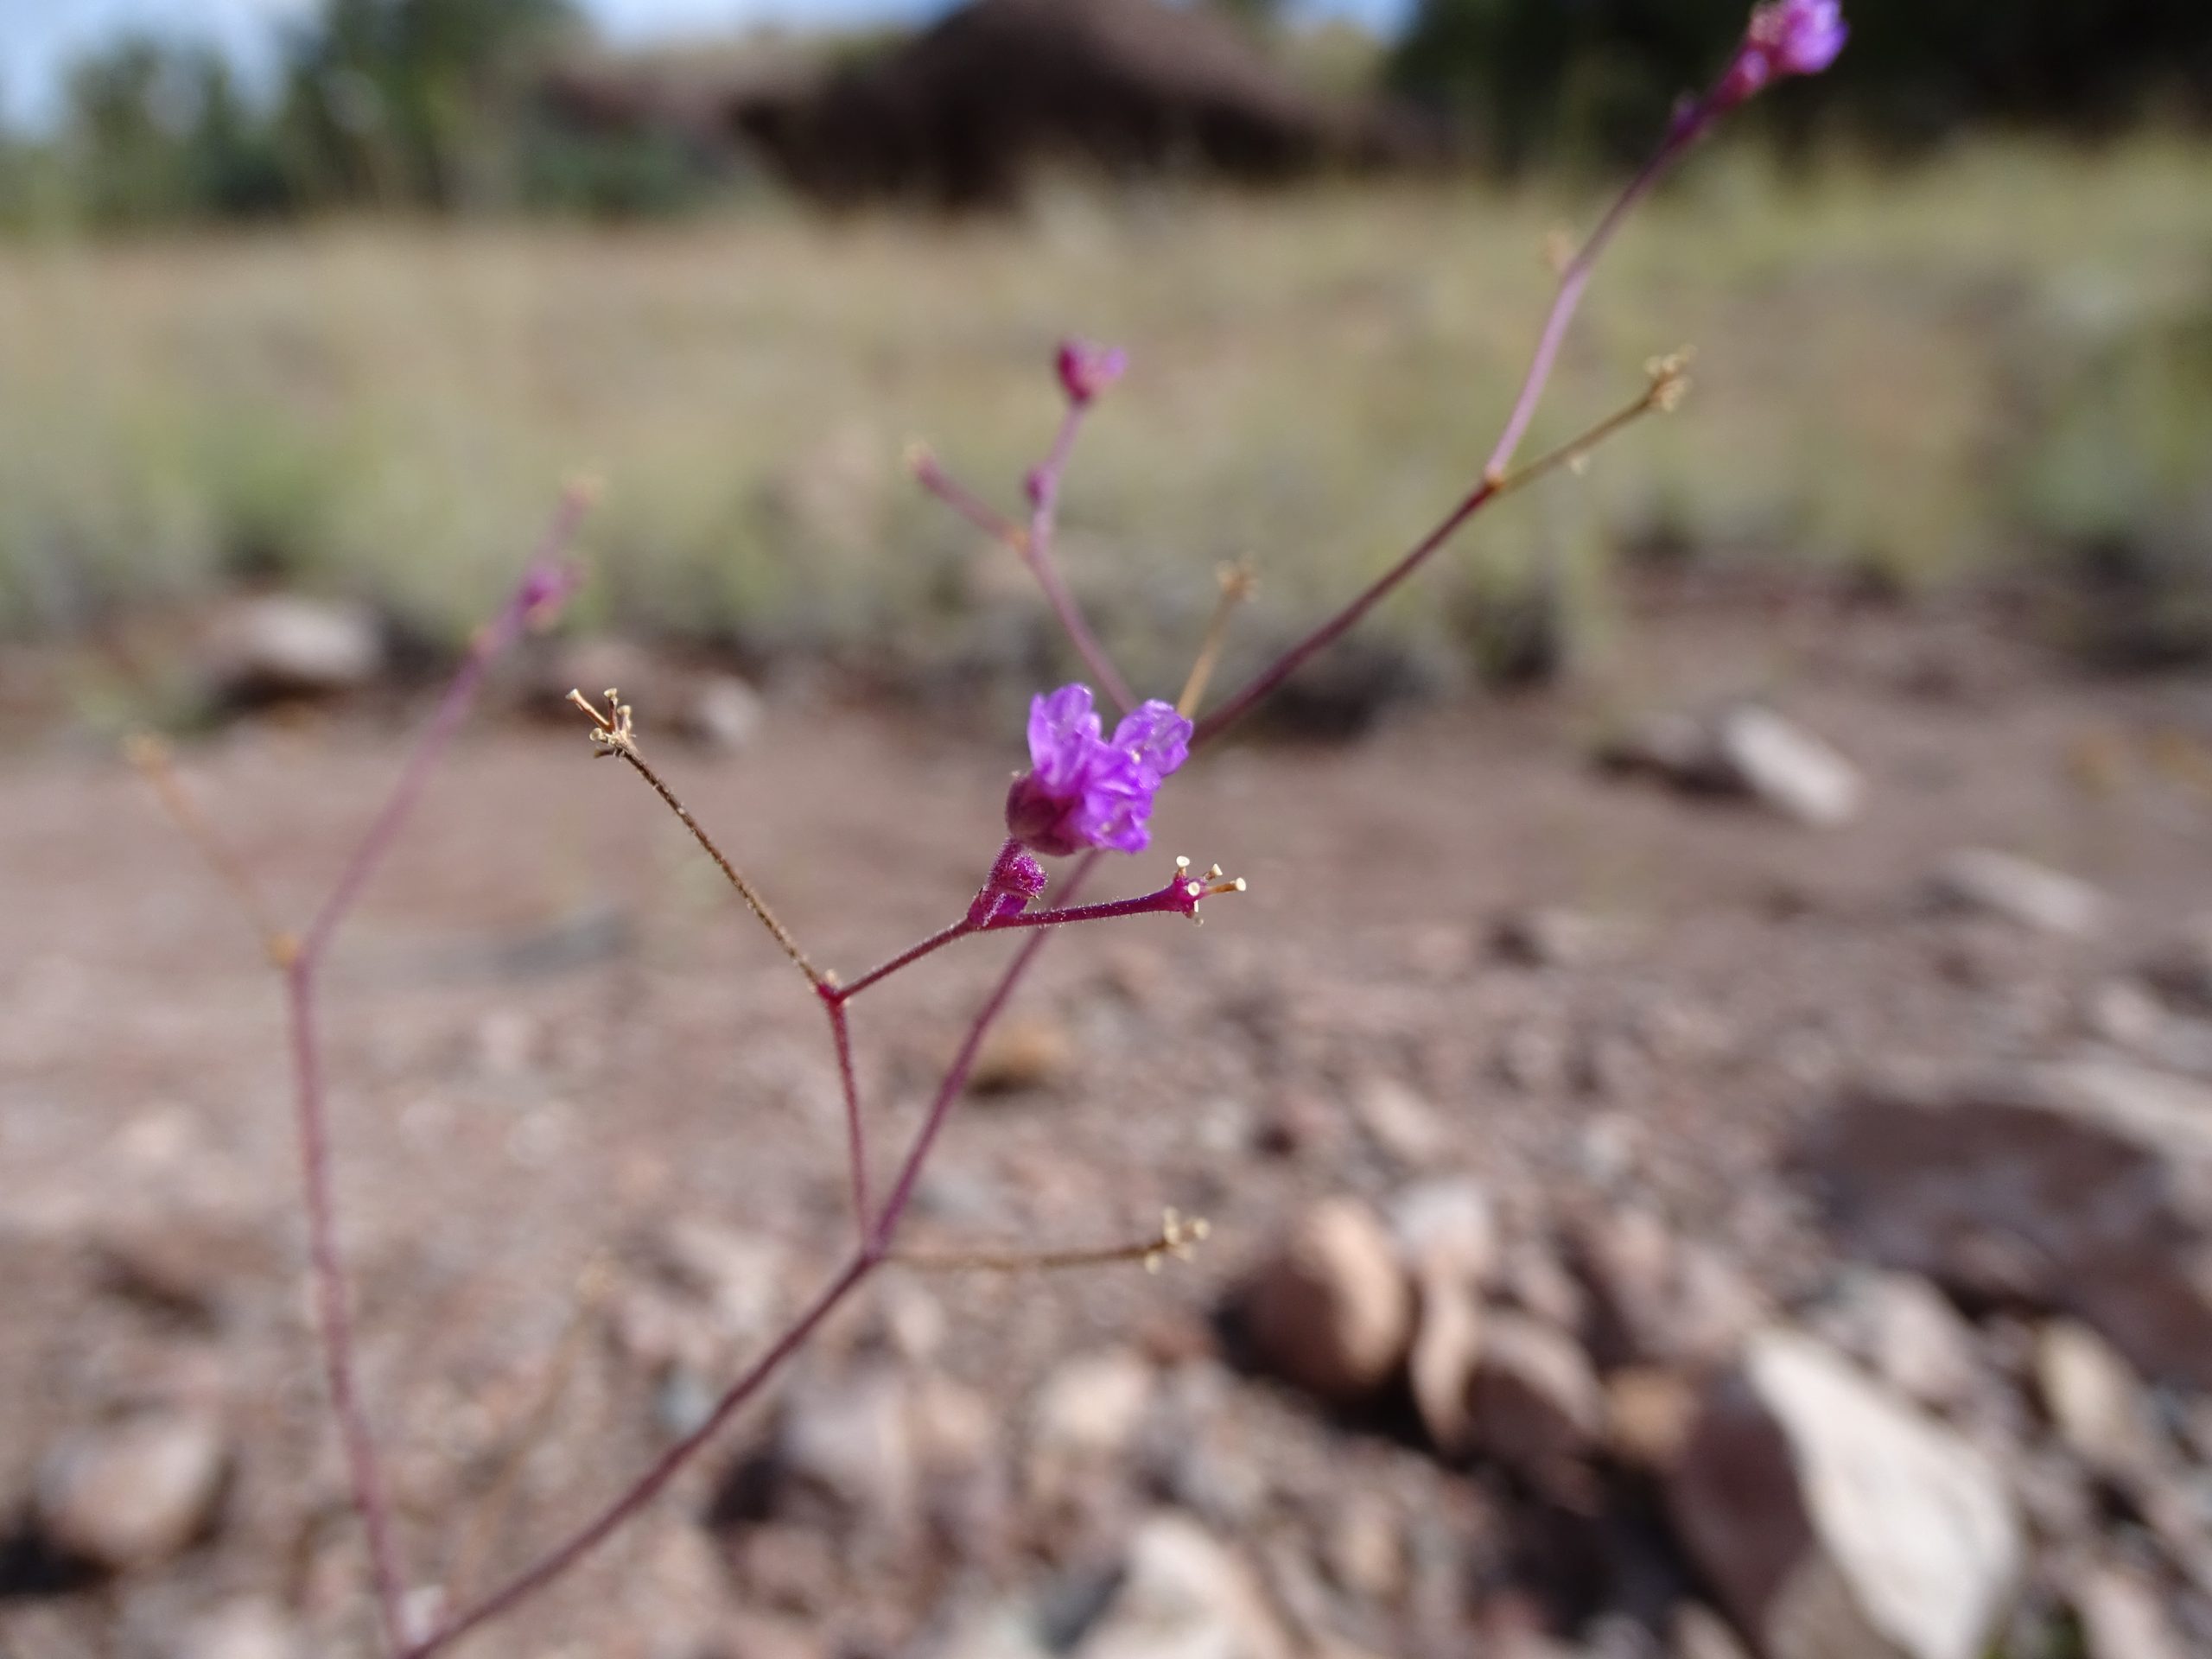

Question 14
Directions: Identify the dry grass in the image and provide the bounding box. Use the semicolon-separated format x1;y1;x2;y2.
4;137;2211;696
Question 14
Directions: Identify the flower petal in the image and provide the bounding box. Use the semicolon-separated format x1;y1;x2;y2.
1109;700;1192;785
1027;683;1103;789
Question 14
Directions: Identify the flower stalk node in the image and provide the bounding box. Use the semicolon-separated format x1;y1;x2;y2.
1168;855;1247;924
1144;1208;1212;1274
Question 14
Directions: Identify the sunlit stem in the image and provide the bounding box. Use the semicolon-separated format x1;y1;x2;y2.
570;690;825;992
894;1209;1211;1275
447;1256;615;1605
1191;368;1683;749
1178;561;1258;720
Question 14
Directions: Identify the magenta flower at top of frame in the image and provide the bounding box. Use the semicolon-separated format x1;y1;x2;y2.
1005;683;1192;857
1056;340;1128;407
1719;0;1848;105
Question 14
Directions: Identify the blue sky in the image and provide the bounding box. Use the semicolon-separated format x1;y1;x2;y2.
0;0;1413;130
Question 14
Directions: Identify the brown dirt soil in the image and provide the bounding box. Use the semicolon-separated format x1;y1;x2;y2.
4;587;2210;1657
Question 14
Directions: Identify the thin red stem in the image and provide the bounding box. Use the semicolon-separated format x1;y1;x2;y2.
1192;480;1494;747
868;853;1100;1255
1482;121;1696;483
276;492;588;1655
413;857;1101;1652
824;995;869;1240
302;491;589;961
988;886;1185;930
914;452;1023;545
836;866;1192;1001
835;918;978;1001
406;1252;872;1658
288;962;409;1653
1023;406;1135;713
1193;111;1708;752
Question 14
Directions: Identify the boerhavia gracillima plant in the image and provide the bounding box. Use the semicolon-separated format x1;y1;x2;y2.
134;6;1844;1652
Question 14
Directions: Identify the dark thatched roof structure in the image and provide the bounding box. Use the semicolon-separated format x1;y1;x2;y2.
547;0;1430;208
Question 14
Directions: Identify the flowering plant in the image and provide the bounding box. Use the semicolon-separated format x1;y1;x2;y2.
137;9;1844;1653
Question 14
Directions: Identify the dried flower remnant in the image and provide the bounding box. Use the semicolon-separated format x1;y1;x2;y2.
1005;683;1192;857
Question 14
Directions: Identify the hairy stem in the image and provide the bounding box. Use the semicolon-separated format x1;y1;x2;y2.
824;995;870;1240
127;734;295;963
836;918;977;1001
415;855;1099;1652
895;1210;1209;1275
611;745;824;990
302;491;589;962
406;1252;872;1658
1191;114;1710;750
1194;378;1675;750
868;852;1099;1255
1023;406;1135;713
1483;122;1699;485
912;447;1023;547
288;962;409;1653
272;493;589;1654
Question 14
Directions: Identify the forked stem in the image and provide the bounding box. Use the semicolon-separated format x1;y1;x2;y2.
1192;372;1681;748
411;855;1103;1655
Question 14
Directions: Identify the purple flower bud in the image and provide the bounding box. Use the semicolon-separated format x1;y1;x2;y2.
1718;0;1847;107
1055;340;1128;408
1004;683;1191;857
969;841;1051;925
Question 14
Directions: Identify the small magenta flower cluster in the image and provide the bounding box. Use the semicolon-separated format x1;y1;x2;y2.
1004;683;1192;858
1719;0;1849;109
148;10;1847;1656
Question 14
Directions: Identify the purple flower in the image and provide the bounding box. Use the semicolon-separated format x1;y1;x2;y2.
1005;683;1191;856
1718;0;1847;107
1055;340;1128;407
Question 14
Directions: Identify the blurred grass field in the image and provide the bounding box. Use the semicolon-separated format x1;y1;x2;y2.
4;138;2211;701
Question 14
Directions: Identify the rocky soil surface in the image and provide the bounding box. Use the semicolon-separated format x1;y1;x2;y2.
6;588;2212;1659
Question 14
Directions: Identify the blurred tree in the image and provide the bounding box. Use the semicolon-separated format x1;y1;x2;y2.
58;37;294;224
280;0;585;208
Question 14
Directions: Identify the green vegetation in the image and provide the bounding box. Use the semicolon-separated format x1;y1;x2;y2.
3;141;2209;693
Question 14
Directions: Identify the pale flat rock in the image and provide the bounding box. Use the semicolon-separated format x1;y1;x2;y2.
2034;1319;2159;1477
2075;1563;2187;1659
202;595;383;702
1670;1328;2021;1659
1709;706;1864;827
1599;706;1861;824
37;1413;229;1571
1072;1511;1290;1659
1027;1348;1156;1505
1928;849;2107;937
1389;1178;1498;1288
1815;1271;1983;1413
